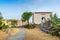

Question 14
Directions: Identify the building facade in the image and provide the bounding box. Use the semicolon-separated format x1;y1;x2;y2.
32;12;52;24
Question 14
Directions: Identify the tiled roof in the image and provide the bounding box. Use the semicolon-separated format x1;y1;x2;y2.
34;12;52;14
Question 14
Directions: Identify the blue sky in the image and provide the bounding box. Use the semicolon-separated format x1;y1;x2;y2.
0;0;60;20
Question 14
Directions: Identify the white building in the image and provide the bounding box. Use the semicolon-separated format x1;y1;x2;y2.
32;12;52;24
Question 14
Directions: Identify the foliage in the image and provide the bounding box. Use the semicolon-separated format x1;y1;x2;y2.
22;24;35;29
0;12;9;30
48;14;60;36
0;12;3;20
9;19;17;25
11;25;17;28
28;24;35;29
21;12;32;21
21;11;32;25
0;20;9;30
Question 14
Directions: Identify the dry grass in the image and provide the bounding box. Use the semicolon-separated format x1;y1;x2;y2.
0;28;19;40
0;30;8;40
25;28;60;40
10;28;20;36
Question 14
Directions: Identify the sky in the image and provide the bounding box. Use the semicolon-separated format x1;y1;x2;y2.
0;0;60;20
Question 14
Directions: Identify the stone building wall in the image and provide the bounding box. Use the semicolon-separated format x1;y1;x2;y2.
33;12;52;24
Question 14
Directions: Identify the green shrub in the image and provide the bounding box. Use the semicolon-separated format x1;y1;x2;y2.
23;24;35;29
1;24;9;30
0;21;9;30
11;25;16;28
48;14;60;36
51;27;59;36
0;27;2;30
29;24;33;29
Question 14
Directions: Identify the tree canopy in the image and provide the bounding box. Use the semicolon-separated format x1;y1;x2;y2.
21;11;32;25
0;12;3;20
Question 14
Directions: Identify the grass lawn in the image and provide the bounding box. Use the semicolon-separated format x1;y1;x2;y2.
0;28;19;40
25;28;60;40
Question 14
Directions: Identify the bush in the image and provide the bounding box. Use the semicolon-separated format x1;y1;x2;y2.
0;21;9;30
51;27;59;36
22;24;35;29
22;25;28;28
28;24;34;29
48;14;60;36
0;27;2;30
11;25;16;28
59;32;60;36
1;24;9;30
0;25;9;30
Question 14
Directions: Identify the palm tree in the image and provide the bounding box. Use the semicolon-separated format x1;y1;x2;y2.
21;11;32;26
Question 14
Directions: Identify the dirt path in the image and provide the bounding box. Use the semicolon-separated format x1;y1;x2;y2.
7;28;60;40
8;28;26;40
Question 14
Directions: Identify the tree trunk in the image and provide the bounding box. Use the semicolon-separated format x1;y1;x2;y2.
27;19;29;26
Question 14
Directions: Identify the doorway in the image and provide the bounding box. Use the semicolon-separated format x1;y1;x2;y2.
41;17;46;24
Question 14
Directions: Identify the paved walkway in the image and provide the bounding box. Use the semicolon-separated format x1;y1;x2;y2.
8;28;26;40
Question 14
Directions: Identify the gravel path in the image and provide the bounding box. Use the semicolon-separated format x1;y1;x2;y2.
8;28;26;40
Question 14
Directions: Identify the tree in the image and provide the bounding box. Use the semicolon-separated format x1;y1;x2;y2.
0;12;9;30
21;11;32;25
10;19;17;25
0;12;3;20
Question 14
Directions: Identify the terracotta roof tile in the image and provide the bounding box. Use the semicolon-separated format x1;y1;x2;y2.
34;12;52;14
